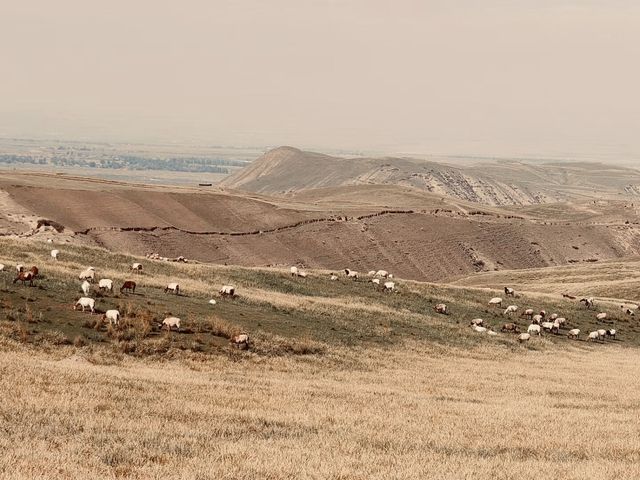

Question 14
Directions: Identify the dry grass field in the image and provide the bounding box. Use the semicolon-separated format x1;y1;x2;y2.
1;237;640;478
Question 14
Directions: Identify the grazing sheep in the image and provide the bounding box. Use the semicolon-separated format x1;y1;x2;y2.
16;264;24;273
596;312;607;321
521;308;534;319
527;324;541;335
371;278;380;285
503;305;518;316
383;281;395;292
208;299;217;305
98;279;113;292
13;271;34;286
388;274;394;279
567;329;580;340
74;297;95;314
79;268;95;283
597;329;607;340
434;303;448;314
518;333;531;343
81;280;91;296
103;309;120;326
164;283;180;295
375;270;389;278
587;331;599;342
367;270;376;277
231;333;250;349
131;262;143;273
625;308;635;317
539;310;546;318
472;325;487;333
290;266;299;276
296;271;308;278
487;330;498;336
501;323;519;333
541;321;557;333
606;329;617;340
470;318;484;327
162;317;181;331
50;249;59;261
580;297;595;309
488;297;503;307
504;287;515;297
330;275;338;281
556;317;567;328
220;285;235;297
120;281;136;294
549;313;559;321
344;269;359;280
29;266;39;278
531;314;543;325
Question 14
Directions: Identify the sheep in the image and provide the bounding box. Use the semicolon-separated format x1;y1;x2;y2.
79;268;95;283
503;305;518;316
29;266;39;278
587;331;599;342
290;266;299;276
549;313;559;322
103;309;120;326
50;249;59;261
47;238;53;244
344;269;359;280
13;271;34;286
556;317;567;328
220;285;235;297
531;314;543;325
596;312;607;321
470;318;484;327
501;323;519;333
375;270;389;278
472;325;487;333
487;330;498;336
162;317;181;331
231;333;250;349
434;303;447;314
120;281;136;294
606;329;617;340
567;329;580;340
98;279;113;292
164;283;180;295
81;280;91;296
371;278;380;285
367;270;376;277
541;321;557;333
330;275;338;281
597;329;607;340
488;297;503;307
521;308;534;319
296;271;308;278
580;297;595;309
620;303;638;312
504;287;515;297
518;333;531;343
539;310;546;318
74;297;95;314
131;262;143;273
388;274;394;279
527;324;541;335
0;264;4;272
208;299;217;305
16;264;24;273
625;308;635;317
383;281;395;292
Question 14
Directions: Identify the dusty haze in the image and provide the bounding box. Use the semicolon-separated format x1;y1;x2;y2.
1;1;639;162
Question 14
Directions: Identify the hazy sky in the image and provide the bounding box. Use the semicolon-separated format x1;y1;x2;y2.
2;1;639;161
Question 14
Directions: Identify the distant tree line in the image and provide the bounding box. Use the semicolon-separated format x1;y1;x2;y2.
0;154;250;173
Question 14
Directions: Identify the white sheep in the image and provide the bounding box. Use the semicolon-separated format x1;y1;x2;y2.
344;269;359;280
375;270;389;278
81;280;91;296
103;309;120;326
208;299;217;305
434;303;447;314
16;264;24;273
383;281;395;292
164;282;180;295
580;297;595;309
596;312;607;321
50;249;59;261
98;279;113;292
371;278;380;285
527;324;541;335
79;268;95;282
518;333;531;343
541;321;557;333
521;308;534;318
74;297;95;314
330;275;338;281
556;317;567;327
597;329;607;340
367;270;376;276
606;329;617;340
587;331;599;342
290;266;299;276
131;262;143;273
296;271;308;278
625;308;635;317
470;318;484;327
0;264;4;272
162;316;181;331
504;287;515;297
220;285;235;297
487;330;498;336
549;313;559;321
531;314;543;325
503;305;518;316
567;329;580;340
488;297;503;307
472;325;487;333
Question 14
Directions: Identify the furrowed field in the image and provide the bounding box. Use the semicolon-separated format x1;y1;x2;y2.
1;238;639;479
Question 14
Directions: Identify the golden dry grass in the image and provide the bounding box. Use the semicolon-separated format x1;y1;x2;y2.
0;342;639;479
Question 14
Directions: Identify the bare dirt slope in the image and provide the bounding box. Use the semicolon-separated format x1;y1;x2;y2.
221;146;640;206
3;171;640;282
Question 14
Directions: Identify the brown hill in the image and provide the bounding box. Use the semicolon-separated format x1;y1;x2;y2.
3;171;640;282
221;147;640;206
